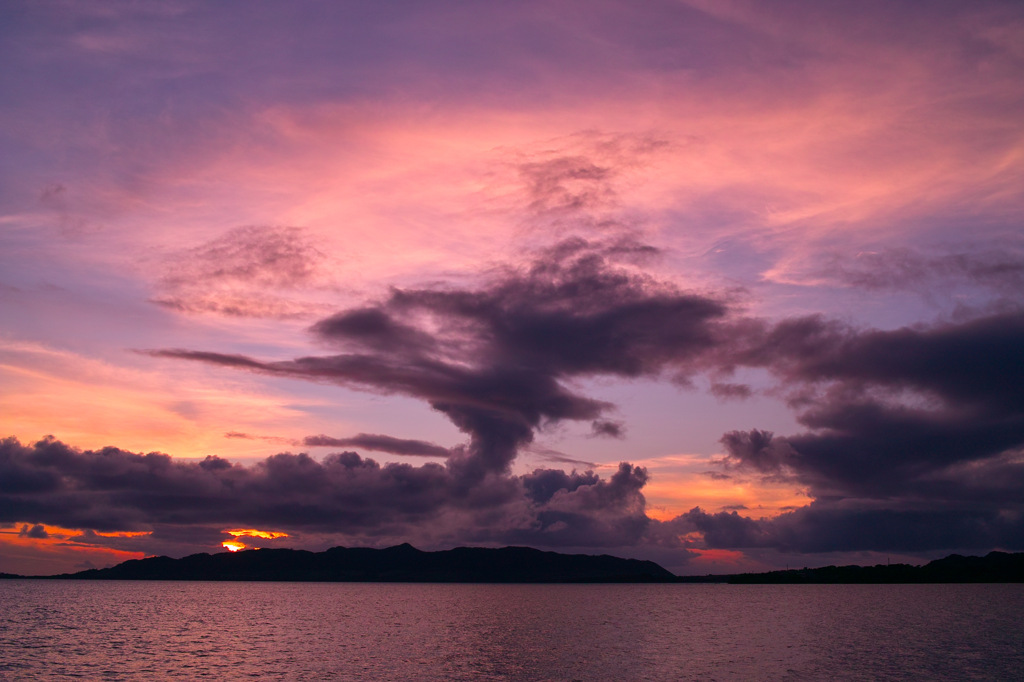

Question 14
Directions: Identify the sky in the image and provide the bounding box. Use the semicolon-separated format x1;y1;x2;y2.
1;0;1022;576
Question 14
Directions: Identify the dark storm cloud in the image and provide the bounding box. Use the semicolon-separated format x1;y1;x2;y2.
719;429;796;476
19;523;48;539
670;497;1024;554
737;310;1024;411
590;419;625;438
0;435;465;531
681;307;1024;553
145;238;1023;558
521;468;601;504
723;310;1024;498
669;508;775;549
1;435;656;554
498;463;651;547
156;237;729;482
303;433;450;458
311;307;438;355
768;501;1024;553
68;237;740;557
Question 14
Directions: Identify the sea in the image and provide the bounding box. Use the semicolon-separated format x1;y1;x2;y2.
1;581;1021;680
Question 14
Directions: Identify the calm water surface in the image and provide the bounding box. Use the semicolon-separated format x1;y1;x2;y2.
1;581;1021;680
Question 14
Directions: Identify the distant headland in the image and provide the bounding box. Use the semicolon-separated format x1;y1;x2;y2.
1;546;1021;583
709;551;1024;584
2;544;675;583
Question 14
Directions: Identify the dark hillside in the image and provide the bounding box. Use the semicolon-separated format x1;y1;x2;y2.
32;544;676;583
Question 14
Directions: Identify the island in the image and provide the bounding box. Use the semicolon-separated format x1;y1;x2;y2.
718;551;1024;584
2;546;1021;583
16;544;677;583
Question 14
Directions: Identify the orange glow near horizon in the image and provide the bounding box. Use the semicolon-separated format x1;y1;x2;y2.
0;523;147;576
638;459;811;522
221;528;289;552
0;339;338;461
690;548;747;564
0;523;153;540
685;548;757;575
225;529;290;540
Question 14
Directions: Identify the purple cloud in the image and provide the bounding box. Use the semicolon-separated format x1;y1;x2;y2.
145;237;1024;557
303;434;450;458
0;435;655;556
153;225;327;318
155;238;730;482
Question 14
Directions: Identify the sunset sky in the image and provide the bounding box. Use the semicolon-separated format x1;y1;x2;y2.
2;0;1022;576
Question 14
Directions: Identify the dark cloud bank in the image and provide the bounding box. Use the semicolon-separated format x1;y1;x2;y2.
6;239;1024;564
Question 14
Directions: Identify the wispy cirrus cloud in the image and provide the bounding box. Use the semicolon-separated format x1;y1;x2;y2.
153;225;331;318
813;247;1024;299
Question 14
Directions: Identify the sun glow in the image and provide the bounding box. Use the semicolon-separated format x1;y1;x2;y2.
221;528;289;552
225;529;289;540
0;523;148;576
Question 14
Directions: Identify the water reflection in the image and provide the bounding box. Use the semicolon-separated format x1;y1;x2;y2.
1;582;1021;680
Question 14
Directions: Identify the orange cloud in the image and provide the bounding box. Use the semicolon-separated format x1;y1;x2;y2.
0;524;146;576
225;529;290;540
627;453;810;522
0;339;345;460
221;528;290;552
